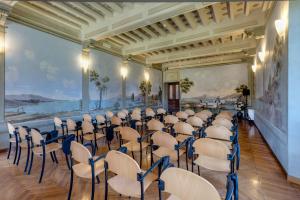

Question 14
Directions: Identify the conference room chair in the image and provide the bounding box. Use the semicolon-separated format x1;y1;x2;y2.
82;121;106;150
195;111;210;125
28;129;62;183
190;138;238;199
185;109;195;116
186;116;204;135
118;126;149;167
117;111;128;126
53;117;67;135
68;141;105;200
204;125;240;169
150;130;191;168
158;167;237;200
16;126;31;172
156;108;166;122
7;122;19;164
104;150;169;200
145;107;156;120
212;118;234;131
66;118;82;142
83;113;94;123
175;111;188;121
163;115;179;134
173;121;198;143
105;110;114;126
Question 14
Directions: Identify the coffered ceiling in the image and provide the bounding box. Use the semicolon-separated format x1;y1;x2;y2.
1;1;274;69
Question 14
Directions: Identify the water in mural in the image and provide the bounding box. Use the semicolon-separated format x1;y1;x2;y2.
5;22;82;122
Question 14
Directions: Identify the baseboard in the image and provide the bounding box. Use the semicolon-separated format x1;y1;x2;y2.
251;121;288;176
0;148;7;153
288;175;300;185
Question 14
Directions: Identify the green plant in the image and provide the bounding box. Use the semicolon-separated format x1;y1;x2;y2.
180;78;194;94
139;81;152;102
90;69;110;109
235;84;248;93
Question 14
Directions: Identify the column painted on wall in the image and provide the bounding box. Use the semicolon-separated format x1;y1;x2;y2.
81;48;90;112
0;10;8;123
288;0;300;182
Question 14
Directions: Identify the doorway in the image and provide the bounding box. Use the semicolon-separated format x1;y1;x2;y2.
168;82;180;113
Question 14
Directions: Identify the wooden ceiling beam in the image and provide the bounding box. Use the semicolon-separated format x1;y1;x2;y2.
123;11;266;55
146;38;256;64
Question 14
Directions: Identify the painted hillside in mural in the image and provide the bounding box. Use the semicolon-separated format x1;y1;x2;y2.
180;63;249;107
5;22;82;122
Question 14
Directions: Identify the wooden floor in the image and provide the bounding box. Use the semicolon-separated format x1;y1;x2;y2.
1;121;300;200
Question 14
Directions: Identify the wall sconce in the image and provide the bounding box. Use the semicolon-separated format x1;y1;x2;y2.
275;19;286;36
144;70;150;82
258;51;265;63
120;65;128;79
252;64;256;73
79;53;90;72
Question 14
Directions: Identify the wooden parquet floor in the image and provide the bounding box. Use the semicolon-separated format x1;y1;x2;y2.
1;121;300;200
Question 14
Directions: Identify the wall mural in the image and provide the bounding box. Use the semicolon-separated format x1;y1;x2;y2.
89;50;163;111
5;22;82;122
180;63;249;108
254;18;288;132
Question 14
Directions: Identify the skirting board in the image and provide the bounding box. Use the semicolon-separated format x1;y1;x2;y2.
288;176;300;185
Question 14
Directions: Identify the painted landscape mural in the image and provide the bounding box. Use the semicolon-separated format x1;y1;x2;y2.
254;2;288;133
5;22;82;122
89;50;163;111
180;63;249;108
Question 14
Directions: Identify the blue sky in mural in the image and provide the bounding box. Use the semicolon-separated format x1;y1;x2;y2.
5;22;82;101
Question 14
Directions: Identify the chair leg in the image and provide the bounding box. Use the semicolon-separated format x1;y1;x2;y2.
91;174;95;200
65;154;71;170
13;142;19;164
104;168;108;200
67;168;74;200
39;152;46;183
28;152;34;175
96;175;100;184
7;142;12;159
16;146;22;166
197;166;200;176
131;151;135;160
50;152;55;162
140;149;143;168
24;146;30;172
53;151;59;164
185;150;188;170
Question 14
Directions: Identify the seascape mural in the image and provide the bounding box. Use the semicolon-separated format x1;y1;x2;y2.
89;50;163;111
5;22;82;122
254;2;288;133
180;63;249;108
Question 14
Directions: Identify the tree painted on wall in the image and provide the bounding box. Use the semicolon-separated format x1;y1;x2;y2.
180;78;194;93
90;69;110;109
158;86;162;103
139;81;152;103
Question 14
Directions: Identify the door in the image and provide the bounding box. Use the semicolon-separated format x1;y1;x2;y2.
168;82;180;113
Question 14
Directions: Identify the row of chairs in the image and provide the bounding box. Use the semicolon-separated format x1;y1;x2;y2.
6;107;238;199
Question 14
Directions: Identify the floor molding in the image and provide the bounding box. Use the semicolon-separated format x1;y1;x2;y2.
288;175;300;186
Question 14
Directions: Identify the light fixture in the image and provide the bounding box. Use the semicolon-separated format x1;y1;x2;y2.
258;51;265;62
275;19;286;36
252;64;256;73
144;70;150;82
79;53;90;72
120;60;128;79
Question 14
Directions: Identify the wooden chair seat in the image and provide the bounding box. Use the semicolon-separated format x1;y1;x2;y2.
83;132;105;141
72;158;105;179
122;141;148;152
32;143;61;155
19;142;28;148
153;147;184;161
175;134;189;143
193;155;230;173
108;171;156;198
